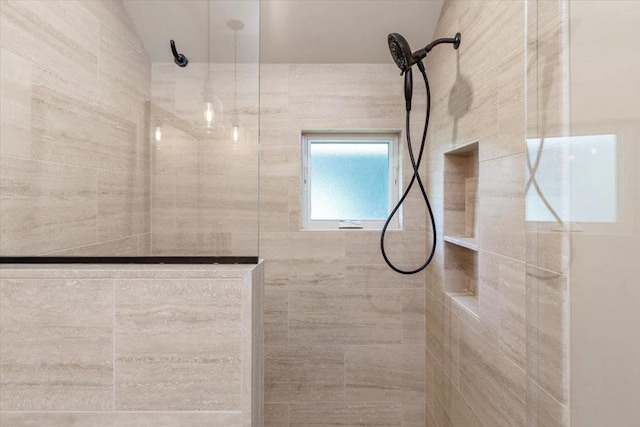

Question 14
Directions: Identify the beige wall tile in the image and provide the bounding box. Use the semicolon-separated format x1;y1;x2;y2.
344;264;425;289
344;345;425;402
97;170;149;241
0;156;97;254
478;154;526;261
0;49;32;158
265;403;289;427
0;0;151;256
265;258;346;288
402;288;426;344
527;379;568;427
261;232;346;262
115;278;243;410
458;317;526;427
0;278;113;411
264;288;288;345
0;412;242;427
402;402;427;427
526;266;568;405
265;345;345;402
289;402;402;427
0;0;98;95
289;288;402;345
47;236;139;256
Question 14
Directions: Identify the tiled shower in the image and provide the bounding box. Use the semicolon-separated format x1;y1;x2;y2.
0;1;638;427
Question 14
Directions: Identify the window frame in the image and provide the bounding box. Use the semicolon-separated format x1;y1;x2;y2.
301;132;402;230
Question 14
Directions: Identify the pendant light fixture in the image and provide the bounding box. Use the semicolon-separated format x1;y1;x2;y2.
227;19;244;149
200;0;224;134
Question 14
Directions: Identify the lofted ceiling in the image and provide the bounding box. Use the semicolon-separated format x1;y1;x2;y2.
123;0;444;64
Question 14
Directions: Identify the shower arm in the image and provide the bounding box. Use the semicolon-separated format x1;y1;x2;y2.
414;33;461;59
170;40;188;67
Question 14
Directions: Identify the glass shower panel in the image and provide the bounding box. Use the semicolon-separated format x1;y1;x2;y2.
0;0;260;257
526;1;640;425
142;0;260;256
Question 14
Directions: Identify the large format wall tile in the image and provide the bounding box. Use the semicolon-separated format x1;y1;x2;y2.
0;0;151;256
478;153;526;261
265;345;345;402
288;288;403;345
344;345;425;402
526;266;568;405
0;412;242;427
458;318;526;427
289;402;402;427
115;278;243;410
0;0;98;96
0;156;97;254
0;278;113;411
0;49;32;158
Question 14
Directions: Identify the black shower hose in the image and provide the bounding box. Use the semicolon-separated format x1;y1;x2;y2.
380;61;437;274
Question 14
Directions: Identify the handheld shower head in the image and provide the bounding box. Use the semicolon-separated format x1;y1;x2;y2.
388;33;414;74
387;32;462;74
387;32;462;112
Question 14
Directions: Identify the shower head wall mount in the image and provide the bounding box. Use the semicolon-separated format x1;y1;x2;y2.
170;40;189;67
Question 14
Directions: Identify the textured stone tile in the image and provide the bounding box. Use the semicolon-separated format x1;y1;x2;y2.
526;266;568;405
0;278;113;410
115;279;243;410
261;232;346;261
526;378;567;427
402;288;426;344
346;230;427;268
289;402;402;427
478;153;526;261
289;288;402;345
0;48;32;158
0;412;242;427
0;0;98;95
402;401;427;427
260;144;301;177
265;258;346;288
173;175;258;234
344;345;425;402
98;23;150;117
264;288;288;345
97;170;149;241
0;156;97;255
458;317;526;427
344;264;425;289
496;255;527;369
265;345;345;402
260;176;291;232
47;236;139;256
150;231;233;255
266;403;289;427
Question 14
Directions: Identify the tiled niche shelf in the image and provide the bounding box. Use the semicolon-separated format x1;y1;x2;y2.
443;141;479;319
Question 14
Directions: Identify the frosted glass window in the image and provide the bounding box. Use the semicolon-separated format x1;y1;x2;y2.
302;134;400;230
310;142;390;220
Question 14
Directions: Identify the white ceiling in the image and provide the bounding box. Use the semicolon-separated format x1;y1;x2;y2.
123;0;444;64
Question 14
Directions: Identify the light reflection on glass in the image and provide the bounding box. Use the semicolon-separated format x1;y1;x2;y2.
526;134;617;223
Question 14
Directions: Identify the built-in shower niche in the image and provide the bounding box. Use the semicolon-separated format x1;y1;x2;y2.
443;141;479;318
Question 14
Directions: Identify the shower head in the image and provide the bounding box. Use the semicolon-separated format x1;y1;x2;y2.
388;33;414;74
388;32;461;112
387;32;462;75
